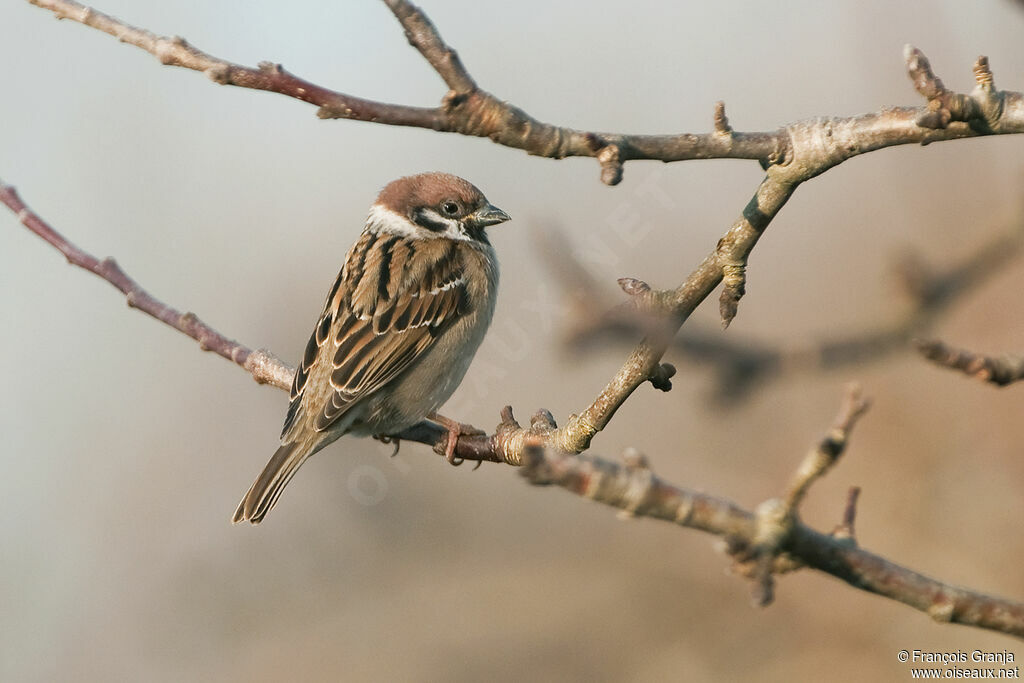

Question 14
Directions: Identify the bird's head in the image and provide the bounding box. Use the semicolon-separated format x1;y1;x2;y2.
370;172;510;243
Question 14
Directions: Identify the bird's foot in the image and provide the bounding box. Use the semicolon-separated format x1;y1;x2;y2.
428;412;485;466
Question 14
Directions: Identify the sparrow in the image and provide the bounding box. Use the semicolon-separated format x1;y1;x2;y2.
233;172;509;524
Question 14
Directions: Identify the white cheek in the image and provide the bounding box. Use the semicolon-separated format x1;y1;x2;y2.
366;204;419;238
368;204;474;241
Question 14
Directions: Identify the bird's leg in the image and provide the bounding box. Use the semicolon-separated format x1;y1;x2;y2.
427;412;485;466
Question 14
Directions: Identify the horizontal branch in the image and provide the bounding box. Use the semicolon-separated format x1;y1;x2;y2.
533;450;1023;637
520;388;1024;638
26;1;1024;185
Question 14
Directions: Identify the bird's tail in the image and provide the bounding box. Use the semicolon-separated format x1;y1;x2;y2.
232;441;313;524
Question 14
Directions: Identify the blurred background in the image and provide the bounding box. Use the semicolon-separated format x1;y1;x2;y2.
3;1;1024;681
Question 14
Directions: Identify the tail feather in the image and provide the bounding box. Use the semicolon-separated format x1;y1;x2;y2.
232;442;312;524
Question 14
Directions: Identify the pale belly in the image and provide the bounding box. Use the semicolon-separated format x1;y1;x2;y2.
350;294;494;436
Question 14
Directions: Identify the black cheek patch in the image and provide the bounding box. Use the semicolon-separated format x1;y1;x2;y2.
412;208;448;233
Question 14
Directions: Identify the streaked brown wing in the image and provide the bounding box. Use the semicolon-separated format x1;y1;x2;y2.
281;234;466;439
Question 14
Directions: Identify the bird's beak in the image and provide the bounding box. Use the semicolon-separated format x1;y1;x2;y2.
468;203;511;228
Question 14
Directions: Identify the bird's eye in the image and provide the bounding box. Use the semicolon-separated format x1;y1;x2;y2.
441;200;460;216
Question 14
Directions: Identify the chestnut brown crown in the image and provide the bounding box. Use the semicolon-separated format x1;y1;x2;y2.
377;173;484;214
374;172;510;240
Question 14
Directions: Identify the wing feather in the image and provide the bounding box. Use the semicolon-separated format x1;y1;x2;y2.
282;235;466;440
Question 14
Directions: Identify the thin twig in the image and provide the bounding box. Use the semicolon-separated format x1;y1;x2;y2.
782;383;871;512
915;340;1024;386
831;486;861;541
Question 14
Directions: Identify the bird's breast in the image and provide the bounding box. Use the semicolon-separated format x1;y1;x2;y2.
357;241;498;434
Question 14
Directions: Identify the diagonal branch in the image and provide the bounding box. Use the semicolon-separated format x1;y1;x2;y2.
0;180;295;391
781;384;872;513
554;219;1024;404
381;0;476;93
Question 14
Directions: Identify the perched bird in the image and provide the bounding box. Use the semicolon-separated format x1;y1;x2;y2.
233;173;509;524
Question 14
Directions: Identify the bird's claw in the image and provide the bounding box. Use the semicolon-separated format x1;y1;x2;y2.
374;434;402;457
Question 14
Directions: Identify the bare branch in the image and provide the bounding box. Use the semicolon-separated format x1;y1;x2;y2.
0;180;293;390
25;1;1024;186
737;384;869;607
782;384;871;512
915;339;1024;386
788;523;1024;637
831;486;861;541
520;395;1024;638
905;47;1009;133
380;0;476;93
28;0;442;129
25;0;1024;327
